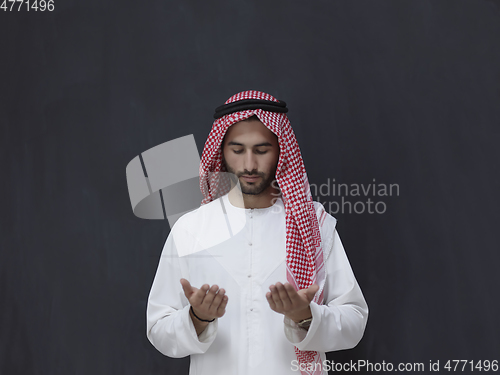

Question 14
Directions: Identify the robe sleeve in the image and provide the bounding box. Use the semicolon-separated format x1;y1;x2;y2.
283;228;369;352
146;229;218;358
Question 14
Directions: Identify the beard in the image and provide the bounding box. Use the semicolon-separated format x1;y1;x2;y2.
224;164;276;196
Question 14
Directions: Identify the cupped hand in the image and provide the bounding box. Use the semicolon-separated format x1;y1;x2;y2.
266;282;318;322
180;278;228;321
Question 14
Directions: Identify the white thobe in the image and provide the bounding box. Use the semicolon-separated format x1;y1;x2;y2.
147;193;368;375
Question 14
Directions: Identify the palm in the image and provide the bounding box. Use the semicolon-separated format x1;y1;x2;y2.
265;282;319;321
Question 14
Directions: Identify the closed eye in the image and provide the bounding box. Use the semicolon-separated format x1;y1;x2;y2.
231;148;270;154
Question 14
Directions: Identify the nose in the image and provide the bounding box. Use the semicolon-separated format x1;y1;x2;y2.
243;151;258;173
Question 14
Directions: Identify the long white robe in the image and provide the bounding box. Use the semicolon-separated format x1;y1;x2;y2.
146;193;368;375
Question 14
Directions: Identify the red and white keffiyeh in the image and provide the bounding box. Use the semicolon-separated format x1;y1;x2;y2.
199;90;325;375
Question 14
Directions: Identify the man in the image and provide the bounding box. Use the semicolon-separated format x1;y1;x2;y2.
146;90;368;375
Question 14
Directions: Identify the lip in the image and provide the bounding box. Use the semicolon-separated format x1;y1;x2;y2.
241;175;261;182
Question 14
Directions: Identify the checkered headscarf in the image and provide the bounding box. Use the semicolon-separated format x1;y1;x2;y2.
199;90;325;375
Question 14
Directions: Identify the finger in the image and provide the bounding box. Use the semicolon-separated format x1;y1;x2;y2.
284;283;302;303
190;284;210;307
201;284;219;308
266;291;276;310
276;282;292;310
269;284;284;310
209;288;225;312
180;278;193;298
304;284;319;302
216;294;229;317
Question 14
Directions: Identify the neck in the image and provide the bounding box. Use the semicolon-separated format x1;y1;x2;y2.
228;183;281;209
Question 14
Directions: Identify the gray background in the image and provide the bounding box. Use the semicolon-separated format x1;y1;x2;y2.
1;0;499;374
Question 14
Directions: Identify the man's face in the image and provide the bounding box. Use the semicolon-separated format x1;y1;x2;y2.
222;118;280;196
